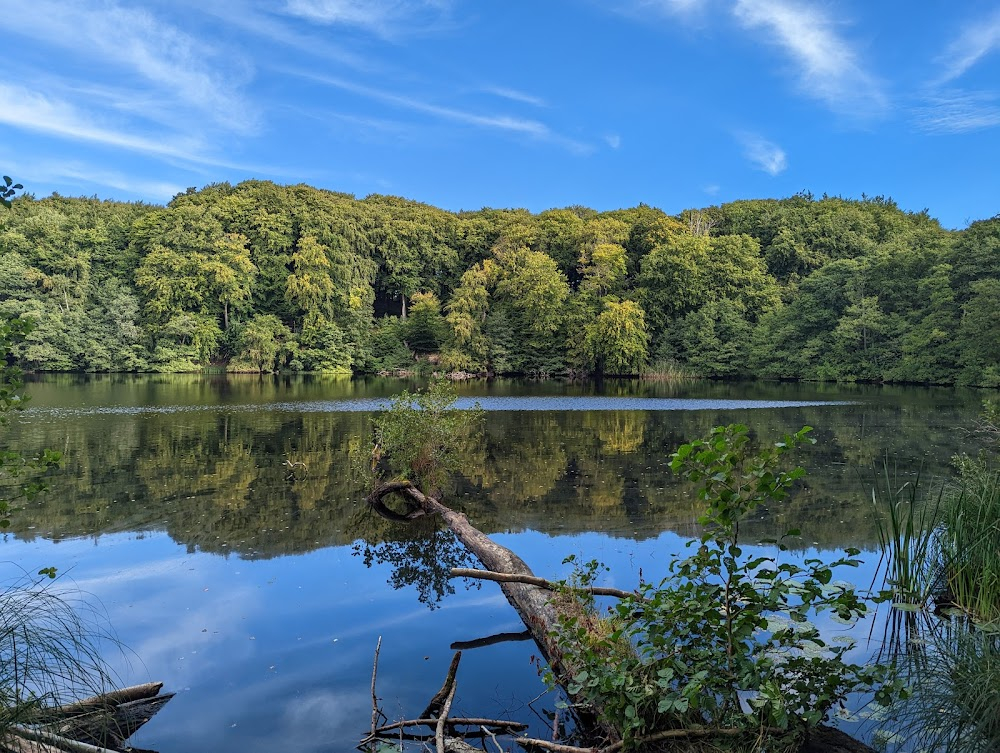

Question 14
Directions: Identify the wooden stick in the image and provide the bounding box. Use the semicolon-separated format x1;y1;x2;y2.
516;725;787;753
370;636;382;737
9;727;116;753
368;718;528;736
450;630;532;650
450;568;637;600
48;683;164;717
435;677;458;753
482;725;505;753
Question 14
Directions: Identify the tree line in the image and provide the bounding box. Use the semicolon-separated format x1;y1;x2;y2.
1;181;998;385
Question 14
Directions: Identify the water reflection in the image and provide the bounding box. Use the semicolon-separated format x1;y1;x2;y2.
5;376;994;558
1;373;996;753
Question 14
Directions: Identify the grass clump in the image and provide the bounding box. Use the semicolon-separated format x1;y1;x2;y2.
937;457;1000;627
0;570;124;736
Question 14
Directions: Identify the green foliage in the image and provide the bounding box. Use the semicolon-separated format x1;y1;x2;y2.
229;314;291;372
553;425;903;748
583;299;649;375
0;176;23;209
371;380;482;496
2;182;998;382
404;291;447;354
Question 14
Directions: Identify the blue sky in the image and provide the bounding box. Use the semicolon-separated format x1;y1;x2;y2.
2;0;999;228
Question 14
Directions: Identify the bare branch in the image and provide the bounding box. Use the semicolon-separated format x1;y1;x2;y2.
450;568;637;600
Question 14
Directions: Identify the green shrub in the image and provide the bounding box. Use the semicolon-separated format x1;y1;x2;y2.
553;425;904;749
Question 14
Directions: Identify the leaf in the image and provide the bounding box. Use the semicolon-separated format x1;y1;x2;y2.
891;602;922;612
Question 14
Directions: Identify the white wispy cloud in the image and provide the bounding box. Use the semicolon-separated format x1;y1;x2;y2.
0;84;299;178
934;9;1000;83
733;0;886;117
0;2;257;132
282;0;453;37
286;69;592;152
483;86;547;107
913;90;1000;134
604;134;622;149
610;0;707;18
0;84;207;161
17;160;185;199
738;133;787;175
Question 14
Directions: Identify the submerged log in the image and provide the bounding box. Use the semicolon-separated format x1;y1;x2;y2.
367;481;877;753
2;683;173;753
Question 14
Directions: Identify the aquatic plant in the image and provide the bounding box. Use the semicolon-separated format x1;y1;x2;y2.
937;458;1000;626
890;617;1000;753
868;460;942;610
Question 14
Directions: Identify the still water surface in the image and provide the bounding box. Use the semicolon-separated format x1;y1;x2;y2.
2;375;994;751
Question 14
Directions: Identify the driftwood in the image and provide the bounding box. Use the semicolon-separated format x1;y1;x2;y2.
367;480;877;753
2;683;173;753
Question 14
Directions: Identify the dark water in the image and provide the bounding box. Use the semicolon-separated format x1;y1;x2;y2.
1;375;995;751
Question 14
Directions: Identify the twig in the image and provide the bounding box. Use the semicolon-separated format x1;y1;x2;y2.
10;726;117;753
370;636;383;737
436;679;458;753
515;725;785;753
450;569;637;600
482;726;505;753
366;718;528;738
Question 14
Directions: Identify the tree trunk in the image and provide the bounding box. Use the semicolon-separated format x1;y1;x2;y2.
369;481;620;745
367;481;878;753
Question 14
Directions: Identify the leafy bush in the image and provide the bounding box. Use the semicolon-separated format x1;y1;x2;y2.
370;379;482;496
553;425;904;749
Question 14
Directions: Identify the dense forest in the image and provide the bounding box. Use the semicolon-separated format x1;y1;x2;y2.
1;180;998;385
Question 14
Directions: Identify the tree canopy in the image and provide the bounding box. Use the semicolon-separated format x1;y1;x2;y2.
0;182;996;384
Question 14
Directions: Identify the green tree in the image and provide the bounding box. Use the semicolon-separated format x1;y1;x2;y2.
957;278;1000;386
584;299;649;375
680;299;753;377
404;291;447;354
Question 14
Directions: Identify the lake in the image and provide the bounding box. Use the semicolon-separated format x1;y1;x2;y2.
1;375;994;752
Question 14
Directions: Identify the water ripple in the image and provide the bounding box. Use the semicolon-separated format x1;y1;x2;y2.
27;396;855;418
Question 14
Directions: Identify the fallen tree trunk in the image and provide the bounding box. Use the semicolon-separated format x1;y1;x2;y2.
369;480;621;745
367;481;876;753
2;683;173;753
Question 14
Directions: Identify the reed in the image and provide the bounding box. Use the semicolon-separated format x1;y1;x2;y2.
869;460;942;609
0;571;123;734
938;461;1000;626
893;617;1000;753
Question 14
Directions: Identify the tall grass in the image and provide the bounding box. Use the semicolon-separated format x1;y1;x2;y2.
937;459;1000;626
869;461;942;609
0;570;123;734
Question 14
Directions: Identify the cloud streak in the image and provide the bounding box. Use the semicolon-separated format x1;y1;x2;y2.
912;90;1000;134
738;133;787;175
733;0;886;117
281;0;453;37
287;70;592;152
934;9;1000;83
0;1;257;132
